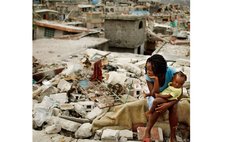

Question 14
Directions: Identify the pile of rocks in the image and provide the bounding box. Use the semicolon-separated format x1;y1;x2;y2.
33;48;190;142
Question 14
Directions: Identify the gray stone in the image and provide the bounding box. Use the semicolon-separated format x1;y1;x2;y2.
50;134;74;142
75;123;92;139
33;130;52;142
182;87;189;97
52;108;61;116
101;129;119;142
94;129;103;140
50;93;68;104
74;102;87;117
62;110;70;116
119;130;133;140
40;86;59;99
77;140;101;142
175;58;190;67
59;115;90;123
45;124;61;134
86;107;103;120
57;79;72;92
119;137;127;142
48;116;81;132
178;98;190;126
123;63;142;76
60;103;74;110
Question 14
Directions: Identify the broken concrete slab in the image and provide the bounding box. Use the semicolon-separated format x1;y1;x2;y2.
60;103;74;110
57;79;73;92
119;130;133;140
45;124;62;134
61;62;83;76
33;130;52;142
94;129;103;140
52;108;61;116
50;134;75;142
59;115;90;123
50;93;68;104
105;71;127;85
48;116;81;132
33;67;65;82
122;63;142;76
86;107;103;120
75;123;93;139
101;129;119;142
33;96;57;126
77;140;101;142
73;102;87;117
175;58;190;67
177;98;190;126
37;86;59;102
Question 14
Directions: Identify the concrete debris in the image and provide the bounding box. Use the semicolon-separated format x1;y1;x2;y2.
33;130;52;142
85;107;103;120
45;124;62;134
48;116;81;132
119;130;133;140
60;103;75;110
57;79;73;92
59;115;90;124
73;103;87;117
101;129;119;142
106;71;127;85
50;93;68;104
75;123;93;139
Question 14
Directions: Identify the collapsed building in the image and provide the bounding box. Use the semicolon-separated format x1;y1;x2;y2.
104;15;146;54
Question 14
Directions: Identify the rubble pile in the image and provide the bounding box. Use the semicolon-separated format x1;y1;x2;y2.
33;48;190;142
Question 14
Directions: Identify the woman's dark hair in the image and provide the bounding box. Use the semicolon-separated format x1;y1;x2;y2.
145;54;167;78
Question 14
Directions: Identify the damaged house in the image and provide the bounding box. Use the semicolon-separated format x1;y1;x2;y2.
33;20;96;39
104;15;146;54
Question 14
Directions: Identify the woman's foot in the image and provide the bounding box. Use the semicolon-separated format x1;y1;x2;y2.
142;137;151;142
143;130;151;142
169;136;177;142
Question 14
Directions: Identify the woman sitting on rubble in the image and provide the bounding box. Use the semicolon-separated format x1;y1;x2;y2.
142;54;181;142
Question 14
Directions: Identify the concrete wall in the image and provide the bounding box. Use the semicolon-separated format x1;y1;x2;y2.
35;26;65;39
104;16;146;49
54;30;64;37
35;27;45;39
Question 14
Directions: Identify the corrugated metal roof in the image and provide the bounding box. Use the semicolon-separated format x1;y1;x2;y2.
35;9;59;13
34;20;97;33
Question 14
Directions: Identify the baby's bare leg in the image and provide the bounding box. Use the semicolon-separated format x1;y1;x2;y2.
150;98;168;113
145;98;168;119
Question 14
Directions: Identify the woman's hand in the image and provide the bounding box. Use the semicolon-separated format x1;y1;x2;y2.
155;103;170;113
149;75;158;80
155;101;177;113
